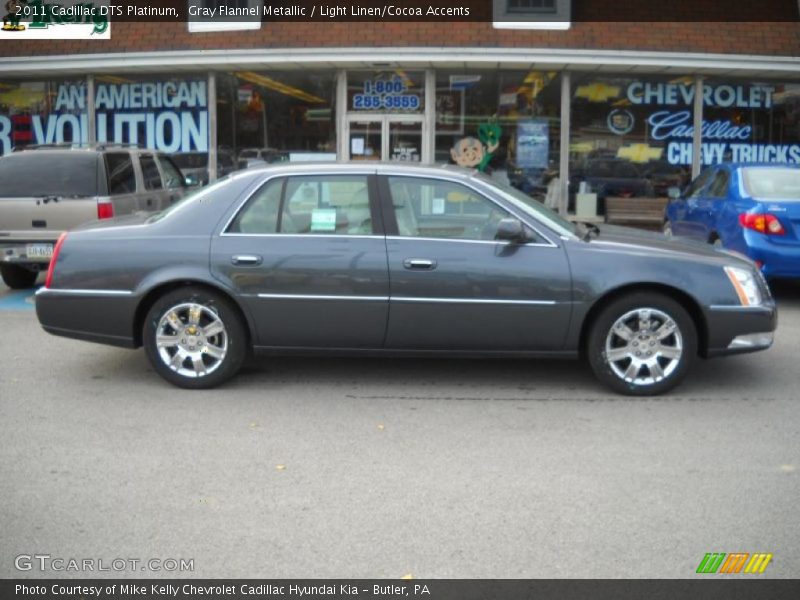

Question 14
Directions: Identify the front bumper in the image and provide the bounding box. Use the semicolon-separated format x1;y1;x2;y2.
704;304;777;357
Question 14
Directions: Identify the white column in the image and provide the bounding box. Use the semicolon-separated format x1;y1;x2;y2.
692;75;704;179
558;72;571;216
86;75;96;145
208;72;218;182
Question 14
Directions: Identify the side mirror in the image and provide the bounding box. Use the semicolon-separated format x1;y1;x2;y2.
667;186;681;200
495;218;528;243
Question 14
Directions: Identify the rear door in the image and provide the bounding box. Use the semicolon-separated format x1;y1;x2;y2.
104;151;142;217
672;168;714;238
138;153;169;212
210;171;390;348
155;153;187;206
0;151;100;243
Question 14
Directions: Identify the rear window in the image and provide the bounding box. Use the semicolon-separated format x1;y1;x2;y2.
0;152;99;197
742;167;800;200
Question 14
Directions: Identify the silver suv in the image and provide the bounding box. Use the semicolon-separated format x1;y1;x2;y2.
0;144;187;288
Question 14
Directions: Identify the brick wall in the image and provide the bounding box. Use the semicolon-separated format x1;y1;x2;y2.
0;20;798;59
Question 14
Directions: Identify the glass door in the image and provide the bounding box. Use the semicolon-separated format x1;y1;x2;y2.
345;116;424;162
387;120;422;162
348;120;383;161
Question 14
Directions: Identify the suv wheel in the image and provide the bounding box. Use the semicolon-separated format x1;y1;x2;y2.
0;264;38;289
143;286;248;389
587;293;697;396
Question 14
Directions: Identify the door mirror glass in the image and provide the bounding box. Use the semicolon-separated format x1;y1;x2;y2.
495;218;527;243
667;186;681;200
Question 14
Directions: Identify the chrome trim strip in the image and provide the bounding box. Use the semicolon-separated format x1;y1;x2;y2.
708;304;773;312
385;235;554;247
35;288;133;296
255;293;557;306
392;296;557;306
258;293;388;301
223;233;383;240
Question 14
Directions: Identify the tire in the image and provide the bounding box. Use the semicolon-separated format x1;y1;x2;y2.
0;264;38;289
586;292;697;396
143;286;248;389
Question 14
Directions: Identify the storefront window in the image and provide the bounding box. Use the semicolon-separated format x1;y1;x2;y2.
217;70;337;165
434;70;562;208
569;75;696;214
701;78;800;167
0;78;86;155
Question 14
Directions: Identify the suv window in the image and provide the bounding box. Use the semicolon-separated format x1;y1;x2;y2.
140;154;163;191
0;152;99;197
105;153;136;195
387;176;511;240
156;154;184;190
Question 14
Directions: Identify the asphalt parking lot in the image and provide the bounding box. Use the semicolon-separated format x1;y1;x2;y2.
1;276;799;578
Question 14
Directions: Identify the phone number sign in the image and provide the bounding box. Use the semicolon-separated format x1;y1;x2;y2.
352;77;421;111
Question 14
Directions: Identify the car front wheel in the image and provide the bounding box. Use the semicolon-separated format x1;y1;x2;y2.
587;293;697;396
143;286;248;389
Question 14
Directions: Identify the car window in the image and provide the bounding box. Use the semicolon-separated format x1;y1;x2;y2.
742;167;800;199
707;170;730;199
156;154;184;190
0;152;99;197
105;153;136;195
227;178;283;234
140;154;163;191
281;175;372;235
387;176;512;241
685;168;715;199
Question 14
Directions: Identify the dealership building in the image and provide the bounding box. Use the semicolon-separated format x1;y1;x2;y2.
0;0;799;216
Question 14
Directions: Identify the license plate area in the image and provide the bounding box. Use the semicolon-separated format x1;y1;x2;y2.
26;243;54;259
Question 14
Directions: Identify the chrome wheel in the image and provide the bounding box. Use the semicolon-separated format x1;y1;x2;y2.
155;302;228;378
604;307;683;387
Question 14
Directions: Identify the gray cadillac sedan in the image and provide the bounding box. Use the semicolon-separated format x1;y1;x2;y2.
35;163;776;395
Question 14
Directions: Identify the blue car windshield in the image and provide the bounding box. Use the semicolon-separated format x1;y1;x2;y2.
742;167;800;200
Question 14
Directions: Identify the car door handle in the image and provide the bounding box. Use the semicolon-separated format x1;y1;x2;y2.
403;258;437;270
231;254;262;266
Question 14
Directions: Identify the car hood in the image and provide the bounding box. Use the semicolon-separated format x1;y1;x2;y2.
583;223;754;267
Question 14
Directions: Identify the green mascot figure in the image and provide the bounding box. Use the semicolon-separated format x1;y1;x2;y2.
450;120;502;173
3;0;27;31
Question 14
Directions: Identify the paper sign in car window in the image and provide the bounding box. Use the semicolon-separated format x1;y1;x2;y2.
311;208;337;232
432;197;446;214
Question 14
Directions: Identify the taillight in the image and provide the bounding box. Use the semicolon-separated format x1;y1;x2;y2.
97;199;114;220
45;232;67;289
738;213;785;236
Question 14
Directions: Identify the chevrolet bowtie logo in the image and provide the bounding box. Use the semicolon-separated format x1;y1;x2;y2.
617;143;663;163
697;552;773;574
575;82;621;102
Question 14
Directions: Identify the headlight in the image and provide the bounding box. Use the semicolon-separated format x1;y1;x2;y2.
724;266;762;306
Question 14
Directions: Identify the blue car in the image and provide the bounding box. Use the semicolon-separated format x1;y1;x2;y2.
664;163;800;280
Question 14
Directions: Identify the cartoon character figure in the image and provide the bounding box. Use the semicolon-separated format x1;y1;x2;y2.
2;0;27;31
450;121;502;172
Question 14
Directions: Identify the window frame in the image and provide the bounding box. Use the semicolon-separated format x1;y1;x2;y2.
104;151;137;196
492;0;571;30
223;173;384;237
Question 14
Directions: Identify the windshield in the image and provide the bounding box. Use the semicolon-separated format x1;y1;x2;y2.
171;153;207;169
742;167;800;200
474;173;578;238
0;152;98;197
146;177;232;223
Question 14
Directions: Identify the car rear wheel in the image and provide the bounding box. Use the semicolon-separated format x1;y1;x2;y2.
587;293;697;396
143;286;248;389
0;264;38;289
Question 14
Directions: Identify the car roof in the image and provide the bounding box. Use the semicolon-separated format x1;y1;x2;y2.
242;161;480;180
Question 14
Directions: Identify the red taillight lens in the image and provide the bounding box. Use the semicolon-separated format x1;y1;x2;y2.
738;213;785;236
45;232;67;289
97;199;114;220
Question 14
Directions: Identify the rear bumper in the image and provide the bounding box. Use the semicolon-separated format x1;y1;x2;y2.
704;303;777;357
742;233;800;279
1;241;57;267
35;287;138;348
